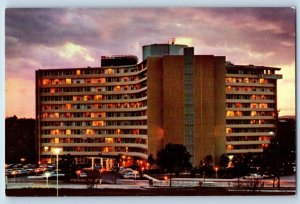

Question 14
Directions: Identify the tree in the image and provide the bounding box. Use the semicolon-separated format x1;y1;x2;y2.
261;138;282;188
202;155;214;177
219;154;230;169
147;154;155;169
156;143;192;186
5;116;37;164
59;154;76;181
231;154;250;188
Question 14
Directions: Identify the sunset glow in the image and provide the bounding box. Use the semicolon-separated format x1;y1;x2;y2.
5;8;295;118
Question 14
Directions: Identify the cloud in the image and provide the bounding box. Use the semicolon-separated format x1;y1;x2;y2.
5;8;296;117
58;42;95;62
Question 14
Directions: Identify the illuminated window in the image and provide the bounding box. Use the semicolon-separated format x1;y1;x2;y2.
65;104;71;109
226;86;232;91
50;88;55;93
107;68;113;74
115;86;121;91
42;113;48;118
227;145;233;151
86;129;94;135
259;78;266;84
251;111;257;116
259;103;268;109
66;78;71;84
51;130;60;135
236;111;242;116
44;146;49;152
42;79;50;85
250;103;258;108
105;138;113;144
94;95;102;100
125;147;128;152
244;78;249;83
55;138;59;144
53;79;59;84
66;130;71;135
54;113;59;118
251;95;257;100
93;121;104;126
76;70;81;75
226;128;232;134
117;129;121;135
226;111;234;117
236;103;242;108
226;78;232;83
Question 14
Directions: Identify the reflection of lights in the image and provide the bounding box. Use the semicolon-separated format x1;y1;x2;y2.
53;148;61;197
20;158;26;162
164;176;168;180
45;172;51;188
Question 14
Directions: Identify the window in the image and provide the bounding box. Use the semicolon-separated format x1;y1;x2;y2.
226;128;232;134
227;145;233;151
76;70;81;75
55;138;59;144
42;79;50;85
259;103;268;109
226;111;234;117
250;103;258;108
66;78;71;84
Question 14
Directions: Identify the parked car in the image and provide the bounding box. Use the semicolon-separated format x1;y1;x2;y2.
122;171;139;179
79;172;87;178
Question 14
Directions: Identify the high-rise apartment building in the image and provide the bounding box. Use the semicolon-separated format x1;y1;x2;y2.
36;43;282;167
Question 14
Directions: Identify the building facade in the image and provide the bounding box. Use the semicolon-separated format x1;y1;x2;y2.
36;43;282;167
36;56;148;167
225;64;282;154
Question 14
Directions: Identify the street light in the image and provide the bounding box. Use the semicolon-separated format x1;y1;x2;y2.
53;148;61;197
45;172;51;188
215;167;219;179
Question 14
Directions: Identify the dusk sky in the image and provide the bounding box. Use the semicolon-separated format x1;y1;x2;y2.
5;8;296;118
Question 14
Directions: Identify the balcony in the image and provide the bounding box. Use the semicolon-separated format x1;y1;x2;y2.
226;132;275;137
41;116;147;122
226;82;275;87
226;124;275;128
40;96;148;105
226;91;275;95
41;125;148;130
226;140;270;145
40;76;147;88
41;134;148;139
226;116;275;120
259;74;282;79
41;142;147;149
41;150;148;159
226;99;276;104
226;149;264;154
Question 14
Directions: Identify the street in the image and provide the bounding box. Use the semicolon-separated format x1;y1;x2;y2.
6;175;296;190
